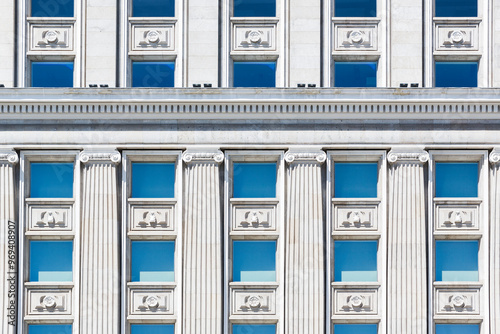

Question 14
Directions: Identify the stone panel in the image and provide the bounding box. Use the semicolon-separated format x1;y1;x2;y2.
128;287;174;316
435;22;479;51
435;203;479;231
333;21;379;51
231;287;276;316
29;21;74;52
27;203;72;232
26;288;72;316
332;287;378;316
232;21;277;51
130;21;175;52
231;200;277;232
129;202;176;231
435;287;480;315
333;203;378;231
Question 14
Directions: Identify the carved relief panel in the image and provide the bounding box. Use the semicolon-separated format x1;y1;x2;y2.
333;22;379;51
29;20;74;52
435;287;480;316
128;287;174;317
332;287;379;316
232;21;278;52
435;203;479;232
26;287;72;317
231;200;278;232
130;20;175;52
129;201;176;232
231;287;276;316
333;203;379;232
27;203;73;232
435;22;479;51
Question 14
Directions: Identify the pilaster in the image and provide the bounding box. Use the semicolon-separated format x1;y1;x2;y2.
181;148;223;333
387;147;428;334
489;148;500;332
284;149;325;334
0;149;18;334
79;149;120;333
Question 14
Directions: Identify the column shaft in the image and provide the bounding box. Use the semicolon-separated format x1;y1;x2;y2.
182;158;222;333
490;158;500;331
387;156;427;334
80;156;120;333
285;153;324;334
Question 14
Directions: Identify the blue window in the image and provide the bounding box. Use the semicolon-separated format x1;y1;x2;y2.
334;162;378;198
233;324;276;334
334;240;377;282
31;62;74;87
233;163;276;198
132;163;175;198
30;241;73;282
335;62;377;87
334;324;378;334
132;62;175;87
435;162;478;197
131;324;174;334
31;0;74;17
233;240;276;282
131;241;175;282
436;324;479;334
233;62;276;88
435;62;478;87
435;240;478;281
234;0;276;17
31;162;74;198
29;324;72;334
132;0;175;17
435;0;477;17
335;0;376;17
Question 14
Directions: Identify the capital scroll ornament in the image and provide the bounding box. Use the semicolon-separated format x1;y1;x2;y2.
182;150;224;164
0;149;18;164
79;150;121;164
387;148;429;164
489;148;500;164
284;150;326;164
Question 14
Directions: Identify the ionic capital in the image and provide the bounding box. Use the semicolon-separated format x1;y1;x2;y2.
285;149;326;164
79;149;121;164
490;148;500;165
387;147;429;164
182;148;224;164
0;148;19;164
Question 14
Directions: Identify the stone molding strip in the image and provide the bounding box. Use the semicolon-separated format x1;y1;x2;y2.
387;148;429;164
0;149;18;164
284;150;326;164
182;149;224;163
79;150;121;164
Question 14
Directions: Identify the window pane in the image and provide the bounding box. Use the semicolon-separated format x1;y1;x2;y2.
29;324;72;334
436;324;479;334
234;62;276;88
233;324;276;334
334;240;377;282
31;0;74;17
132;62;175;87
131;241;175;282
435;62;478;87
132;0;175;17
334;162;378;198
31;62;74;88
30;241;73;282
435;240;478;281
131;324;174;334
233;163;276;198
234;0;276;17
30;163;74;198
335;0;376;17
233;241;276;282
435;0;477;17
435;162;478;197
335;62;377;87
132;163;175;198
334;324;378;334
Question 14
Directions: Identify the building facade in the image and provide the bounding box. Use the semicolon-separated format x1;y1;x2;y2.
1;0;500;334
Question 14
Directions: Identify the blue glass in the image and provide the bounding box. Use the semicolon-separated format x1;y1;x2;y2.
31;0;74;17
335;62;377;87
132;163;175;198
31;162;73;198
233;163;276;198
131;324;174;334
435;62;478;87
335;0;376;17
436;324;479;334
234;0;276;17
29;324;72;334
233;324;276;334
435;162;478;197
334;241;377;282
132;62;175;87
334;324;378;334
31;62;73;87
132;241;175;282
435;240;478;281
30;241;73;282
133;0;175;17
435;0;477;17
234;62;276;88
334;162;378;198
233;241;276;282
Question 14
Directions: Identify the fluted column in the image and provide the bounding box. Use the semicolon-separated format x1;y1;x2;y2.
284;149;325;334
79;149;121;334
0;149;17;334
182;149;223;334
489;148;500;332
387;148;428;334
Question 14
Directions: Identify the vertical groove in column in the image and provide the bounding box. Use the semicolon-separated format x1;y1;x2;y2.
80;162;119;334
285;161;324;334
0;162;15;334
490;163;500;332
183;161;221;334
387;160;427;334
